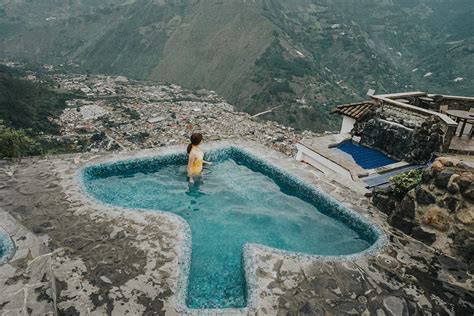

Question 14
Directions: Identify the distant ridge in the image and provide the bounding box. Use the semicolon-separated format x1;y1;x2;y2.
0;0;472;132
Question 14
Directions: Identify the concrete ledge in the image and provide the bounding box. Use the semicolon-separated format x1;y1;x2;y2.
297;135;370;189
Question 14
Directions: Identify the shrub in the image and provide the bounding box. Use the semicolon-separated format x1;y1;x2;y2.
0;125;37;159
389;168;424;199
0;69;67;134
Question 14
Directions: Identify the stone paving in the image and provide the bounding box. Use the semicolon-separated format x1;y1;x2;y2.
0;210;55;315
0;140;472;315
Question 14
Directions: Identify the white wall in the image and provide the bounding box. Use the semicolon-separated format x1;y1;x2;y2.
295;143;352;179
340;116;356;134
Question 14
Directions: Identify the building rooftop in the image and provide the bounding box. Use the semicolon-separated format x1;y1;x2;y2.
331;101;378;119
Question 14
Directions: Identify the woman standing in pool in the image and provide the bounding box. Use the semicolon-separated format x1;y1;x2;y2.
187;133;211;184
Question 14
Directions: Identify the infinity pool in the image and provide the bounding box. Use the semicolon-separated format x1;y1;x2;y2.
82;147;380;309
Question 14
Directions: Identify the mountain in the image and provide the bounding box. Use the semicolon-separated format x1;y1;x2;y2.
0;65;67;133
1;0;473;132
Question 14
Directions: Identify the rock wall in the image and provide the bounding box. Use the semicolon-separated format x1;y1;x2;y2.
371;157;474;272
353;114;445;163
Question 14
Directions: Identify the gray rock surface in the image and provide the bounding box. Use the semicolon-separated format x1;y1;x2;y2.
415;187;436;205
0;141;473;315
0;210;55;315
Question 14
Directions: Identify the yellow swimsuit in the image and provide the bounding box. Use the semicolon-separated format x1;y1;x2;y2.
189;146;204;176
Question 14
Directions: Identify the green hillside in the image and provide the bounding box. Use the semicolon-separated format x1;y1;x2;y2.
0;0;472;132
0;65;66;133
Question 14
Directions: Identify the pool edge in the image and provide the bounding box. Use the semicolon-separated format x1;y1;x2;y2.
75;141;388;315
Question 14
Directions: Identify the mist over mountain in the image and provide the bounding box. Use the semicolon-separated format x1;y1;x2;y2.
1;0;473;132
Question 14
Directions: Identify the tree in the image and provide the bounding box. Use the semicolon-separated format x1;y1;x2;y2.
0;123;37;160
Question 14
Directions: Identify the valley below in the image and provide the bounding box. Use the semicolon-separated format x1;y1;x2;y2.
0;0;473;132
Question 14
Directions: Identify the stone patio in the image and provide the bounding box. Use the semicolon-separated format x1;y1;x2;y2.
0;210;55;315
0;140;472;315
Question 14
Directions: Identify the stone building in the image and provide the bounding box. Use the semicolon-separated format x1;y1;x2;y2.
332;91;474;161
295;92;473;190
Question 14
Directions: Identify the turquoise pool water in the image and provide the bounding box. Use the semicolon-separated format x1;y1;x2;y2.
82;148;379;309
0;228;14;265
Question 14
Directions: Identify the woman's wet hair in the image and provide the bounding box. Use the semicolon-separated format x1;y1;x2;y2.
187;133;203;154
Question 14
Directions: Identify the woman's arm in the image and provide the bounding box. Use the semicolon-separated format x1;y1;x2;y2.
203;160;212;165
